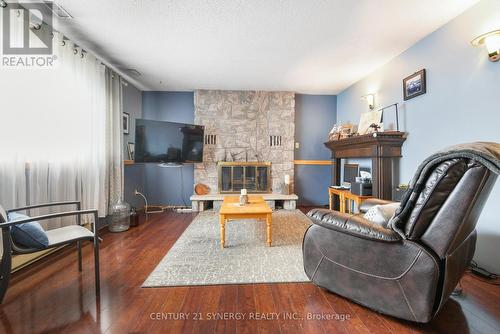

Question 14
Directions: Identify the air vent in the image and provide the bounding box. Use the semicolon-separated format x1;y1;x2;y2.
270;135;282;147
204;134;217;145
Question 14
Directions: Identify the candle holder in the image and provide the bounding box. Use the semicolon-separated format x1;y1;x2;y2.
239;194;249;205
282;183;290;195
283;175;291;195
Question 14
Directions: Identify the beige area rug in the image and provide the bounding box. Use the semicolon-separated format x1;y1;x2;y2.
142;210;312;287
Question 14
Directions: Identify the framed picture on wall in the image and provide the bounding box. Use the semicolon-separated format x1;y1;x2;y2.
127;142;135;160
403;69;426;100
123;112;130;134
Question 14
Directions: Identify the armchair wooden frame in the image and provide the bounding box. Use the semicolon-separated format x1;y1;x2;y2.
0;201;100;303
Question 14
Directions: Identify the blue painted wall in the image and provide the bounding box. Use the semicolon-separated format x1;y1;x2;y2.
142;91;195;206
142;92;195;124
295;94;337;206
137;91;337;207
124;164;145;208
336;0;500;272
123;84;146;209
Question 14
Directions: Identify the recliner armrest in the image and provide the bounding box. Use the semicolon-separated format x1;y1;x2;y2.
307;208;401;242
359;198;398;213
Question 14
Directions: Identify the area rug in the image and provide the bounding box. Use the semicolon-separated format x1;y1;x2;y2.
142;210;312;287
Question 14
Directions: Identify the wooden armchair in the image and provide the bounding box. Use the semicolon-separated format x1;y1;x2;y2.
0;201;100;303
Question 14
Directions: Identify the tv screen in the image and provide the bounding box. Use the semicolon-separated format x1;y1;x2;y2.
135;119;204;163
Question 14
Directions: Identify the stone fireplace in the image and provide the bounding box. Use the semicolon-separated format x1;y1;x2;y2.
194;90;295;194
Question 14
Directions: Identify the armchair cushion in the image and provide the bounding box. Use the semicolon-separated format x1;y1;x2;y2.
7;212;49;249
46;225;94;247
307;208;401;242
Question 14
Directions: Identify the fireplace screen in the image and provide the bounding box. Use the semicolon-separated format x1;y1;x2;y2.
218;162;271;193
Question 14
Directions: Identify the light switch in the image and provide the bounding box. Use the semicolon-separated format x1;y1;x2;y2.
295;142;300;149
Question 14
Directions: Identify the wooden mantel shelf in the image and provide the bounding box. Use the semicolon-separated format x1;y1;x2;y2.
325;131;407;200
324;131;407;158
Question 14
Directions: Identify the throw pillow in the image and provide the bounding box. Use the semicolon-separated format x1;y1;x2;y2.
363;203;400;227
7;212;49;249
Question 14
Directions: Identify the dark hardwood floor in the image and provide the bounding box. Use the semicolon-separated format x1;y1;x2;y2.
1;209;499;334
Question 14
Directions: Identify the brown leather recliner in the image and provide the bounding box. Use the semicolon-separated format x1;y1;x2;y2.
303;142;500;323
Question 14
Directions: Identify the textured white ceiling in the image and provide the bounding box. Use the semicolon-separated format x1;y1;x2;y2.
54;0;478;93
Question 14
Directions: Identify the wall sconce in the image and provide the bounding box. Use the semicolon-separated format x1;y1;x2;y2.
361;94;375;110
471;29;500;62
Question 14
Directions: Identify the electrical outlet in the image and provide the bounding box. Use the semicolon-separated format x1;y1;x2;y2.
295;142;300;149
134;189;139;195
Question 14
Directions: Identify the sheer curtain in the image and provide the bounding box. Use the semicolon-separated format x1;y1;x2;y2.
105;69;125;214
0;31;123;227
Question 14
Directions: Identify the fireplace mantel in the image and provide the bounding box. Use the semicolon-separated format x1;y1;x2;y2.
324;131;407;200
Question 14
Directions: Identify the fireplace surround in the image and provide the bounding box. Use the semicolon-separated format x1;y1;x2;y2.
194;90;295;194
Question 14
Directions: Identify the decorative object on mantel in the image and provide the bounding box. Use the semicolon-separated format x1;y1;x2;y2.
194;183;210;195
403;69;426;100
339;123;354;139
328;123;355;141
369;123;382;133
378;103;400;131
358;110;382;135
360;94;375;110
239;189;249;205
122;112;130;134
328;123;341;141
471;29;500;62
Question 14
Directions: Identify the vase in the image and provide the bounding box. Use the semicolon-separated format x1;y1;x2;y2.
109;199;130;232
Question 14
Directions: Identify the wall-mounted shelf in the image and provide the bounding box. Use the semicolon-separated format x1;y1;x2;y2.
293;160;333;165
127;160;335;166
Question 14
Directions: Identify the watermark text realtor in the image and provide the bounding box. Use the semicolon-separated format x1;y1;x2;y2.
2;55;55;66
1;1;56;68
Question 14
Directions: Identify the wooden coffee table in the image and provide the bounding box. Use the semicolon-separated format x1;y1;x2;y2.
219;195;273;248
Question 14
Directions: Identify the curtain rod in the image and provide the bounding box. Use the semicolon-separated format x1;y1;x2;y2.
5;2;128;85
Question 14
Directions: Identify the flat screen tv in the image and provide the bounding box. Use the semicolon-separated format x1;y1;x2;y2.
135;119;204;163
